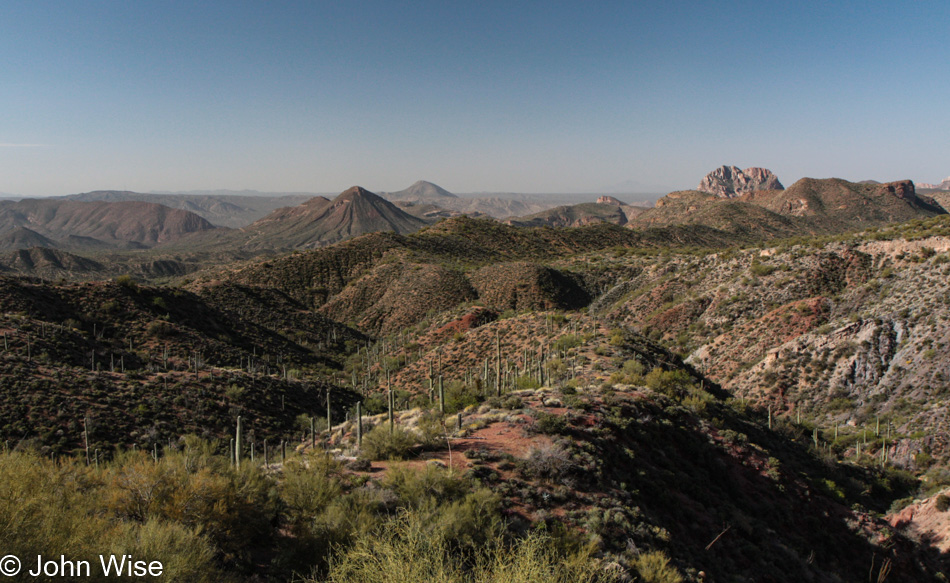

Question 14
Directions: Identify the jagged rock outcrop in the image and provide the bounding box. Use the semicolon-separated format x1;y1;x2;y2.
596;195;625;206
698;165;784;198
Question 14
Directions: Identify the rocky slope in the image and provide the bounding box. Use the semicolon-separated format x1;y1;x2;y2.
889;488;950;552
629;190;802;239
310;307;946;581
224;217;745;330
0;276;364;455
754;178;944;230
3;272;946;580
574;216;950;473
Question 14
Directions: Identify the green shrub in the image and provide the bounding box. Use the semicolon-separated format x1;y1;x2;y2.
146;320;177;339
0;449;225;582
116;274;137;289
502;396;524;410
553;334;582;351
749;262;777;277
360;425;420;460
644;367;693;399
104;446;274;564
317;510;608;583
936;494;950;512
515;375;542;390
532;411;568;435
632;550;683;583
281;454;343;522
444;381;482;414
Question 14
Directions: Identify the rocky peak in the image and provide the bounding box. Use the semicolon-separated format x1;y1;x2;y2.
698;165;784;198
883;180;917;202
336;186;380;202
596;195;625;206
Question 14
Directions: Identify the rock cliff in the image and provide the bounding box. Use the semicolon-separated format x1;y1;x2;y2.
698;165;784;197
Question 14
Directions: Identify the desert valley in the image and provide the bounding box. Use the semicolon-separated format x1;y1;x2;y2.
2;167;950;581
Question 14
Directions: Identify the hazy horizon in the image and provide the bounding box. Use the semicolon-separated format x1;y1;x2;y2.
2;2;948;197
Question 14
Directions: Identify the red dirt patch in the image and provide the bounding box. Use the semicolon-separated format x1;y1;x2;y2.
433;308;498;341
361;421;554;477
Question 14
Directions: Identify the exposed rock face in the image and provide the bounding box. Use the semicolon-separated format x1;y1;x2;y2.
596;195;625;206
883;180;918;202
698;166;784;198
889;488;950;552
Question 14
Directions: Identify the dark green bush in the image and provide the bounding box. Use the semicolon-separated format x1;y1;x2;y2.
360;425;420;460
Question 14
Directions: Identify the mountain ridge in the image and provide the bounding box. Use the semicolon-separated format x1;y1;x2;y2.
0;198;218;250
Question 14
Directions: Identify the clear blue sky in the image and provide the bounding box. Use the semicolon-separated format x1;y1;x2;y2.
2;1;948;196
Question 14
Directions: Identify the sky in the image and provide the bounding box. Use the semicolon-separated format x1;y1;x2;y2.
1;1;949;197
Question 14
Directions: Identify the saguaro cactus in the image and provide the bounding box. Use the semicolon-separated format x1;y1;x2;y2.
83;416;90;466
235;416;243;469
388;388;395;434
438;375;445;415
495;330;502;396
356;402;363;448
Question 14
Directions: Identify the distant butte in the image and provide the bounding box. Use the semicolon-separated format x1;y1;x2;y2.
596;195;626;206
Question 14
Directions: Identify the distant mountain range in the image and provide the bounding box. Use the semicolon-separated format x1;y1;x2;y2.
60;190;314;228
916;177;950;190
0;198;217;251
1;172;947;264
